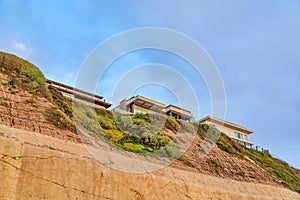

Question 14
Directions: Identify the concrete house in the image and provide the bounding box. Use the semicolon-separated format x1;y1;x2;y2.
114;95;193;121
165;105;194;121
198;116;254;148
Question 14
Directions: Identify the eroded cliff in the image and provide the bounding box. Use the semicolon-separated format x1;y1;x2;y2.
1;125;299;200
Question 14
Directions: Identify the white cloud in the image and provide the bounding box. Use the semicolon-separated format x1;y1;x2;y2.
12;41;28;52
5;40;34;59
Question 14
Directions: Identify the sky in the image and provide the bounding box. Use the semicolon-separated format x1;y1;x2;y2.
0;0;299;169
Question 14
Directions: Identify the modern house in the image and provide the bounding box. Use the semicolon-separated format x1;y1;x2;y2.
165;105;193;121
114;95;193;121
46;79;112;109
117;95;166;114
198;116;253;148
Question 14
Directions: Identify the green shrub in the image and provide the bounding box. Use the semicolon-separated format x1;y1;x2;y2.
143;147;154;152
178;154;187;162
26;98;36;104
201;123;209;130
149;133;170;149
95;107;113;119
180;120;196;132
178;154;195;167
104;129;123;140
8;80;15;87
130;113;151;128
48;108;75;131
132;113;150;122
115;142;148;153
118;134;140;144
116;115;137;131
141;130;153;143
50;88;73;119
207;159;220;167
165;116;180;132
99;119;115;130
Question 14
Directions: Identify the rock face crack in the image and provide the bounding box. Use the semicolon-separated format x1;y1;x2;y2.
131;189;143;200
0;132;91;161
0;155;5;160
0;154;105;198
0;152;65;160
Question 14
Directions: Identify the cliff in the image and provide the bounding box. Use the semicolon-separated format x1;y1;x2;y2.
1;125;299;200
0;51;299;199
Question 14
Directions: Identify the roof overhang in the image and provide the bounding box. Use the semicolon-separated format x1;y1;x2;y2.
165;105;193;119
198;116;253;134
126;95;166;111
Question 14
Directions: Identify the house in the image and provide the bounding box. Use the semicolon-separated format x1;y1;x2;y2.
198;116;253;148
165;105;193;121
46;79;112;109
117;95;166;114
114;95;193;121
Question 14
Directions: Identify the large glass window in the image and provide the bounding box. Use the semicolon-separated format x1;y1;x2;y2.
234;132;241;139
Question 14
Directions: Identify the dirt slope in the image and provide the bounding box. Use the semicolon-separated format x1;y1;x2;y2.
0;72;79;142
171;134;280;185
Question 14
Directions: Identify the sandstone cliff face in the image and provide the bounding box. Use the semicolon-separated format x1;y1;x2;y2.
1;125;299;200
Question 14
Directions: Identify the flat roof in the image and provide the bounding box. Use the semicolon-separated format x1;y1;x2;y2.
47;79;112;108
127;95;166;108
46;79;103;100
198;115;253;134
166;104;192;114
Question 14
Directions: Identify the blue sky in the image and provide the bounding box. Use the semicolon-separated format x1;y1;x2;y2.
0;0;300;169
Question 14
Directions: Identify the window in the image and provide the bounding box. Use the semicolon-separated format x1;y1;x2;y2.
234;132;241;139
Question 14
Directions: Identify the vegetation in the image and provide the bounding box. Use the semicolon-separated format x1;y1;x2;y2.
71;104;185;157
49;87;73;119
207;159;220;167
0;52;47;95
104;129;124;141
193;123;300;193
180;120;197;132
48;108;75;131
245;148;300;193
165;116;180;132
216;131;244;159
26;98;36;104
0;52;73;131
205;127;300;193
